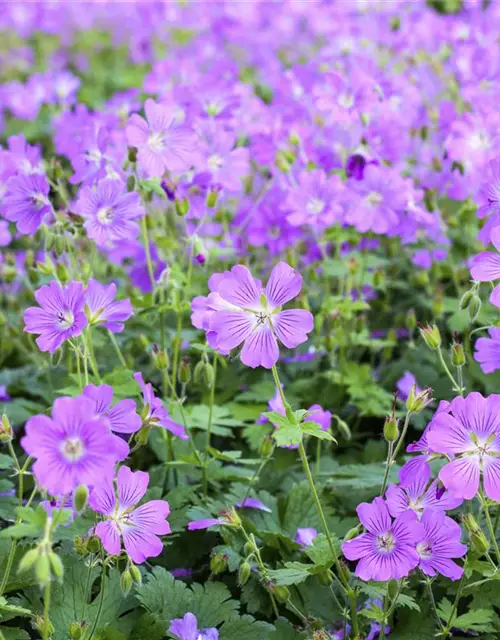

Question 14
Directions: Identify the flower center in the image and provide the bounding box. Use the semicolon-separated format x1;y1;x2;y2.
366;191;383;206
306;197;325;215
338;92;354;109
376;531;395;553
148;132;165;152
417;541;432;559
407;496;423;515
60;437;85;462
208;154;224;171
469;131;490;151
57;310;75;329
31;193;47;209
96;206;114;224
255;311;269;327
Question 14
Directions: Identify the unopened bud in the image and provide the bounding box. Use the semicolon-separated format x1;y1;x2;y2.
238;561;251;586
73;485;88;513
178;358;191;384
272;584;290;603
225;508;241;527
384;415;399;442
175;197;189;216
35;615;54;637
206;190;219;208
27;266;39;286
471;530;490;554
203;362;215;386
130;564;142;585
69;621;86;640
45;232;56;252
317;569;334;586
18;548;39;573
451;341;466;367
0;414;13;442
406;309;417;332
388;579;399;600
343;525;362;542
373;269;384;288
210;553;228;575
49;552;64;579
468;295;481;322
153;348;169;370
463;513;480;534
460;290;474;310
74;536;87;556
243;541;254;556
86;535;101;554
37;256;54;275
56;262;70;285
419;323;441;350
120;569;132;596
406;385;433;413
127;175;136;192
193;361;205;383
128;147;137;163
334;416;351;441
135;426;150;446
259;435;274;458
35;554;51;586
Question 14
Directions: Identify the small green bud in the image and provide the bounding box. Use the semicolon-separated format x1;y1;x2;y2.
153;348;169;370
81;263;91;283
388;579;399;600
451;340;466;367
74;536;87;556
203;362;215;386
49;552;64;579
343;525;362;542
373;269;384;288
56;262;70;285
35;554;51;586
73;484;88;513
259;434;274;458
69;621;85;640
178;358;191;384
419;323;441;350
406;308;417;332
225;508;241;527
210;553;228;575
120;569;133;596
135;426;150;446
206;189;219;208
127;175;136;192
175;197;189;216
471;530;490;554
460;290;474;310
406;385;433;413
238;561;251;586
317;568;334;586
86;535;101;554
18;548;39;573
339;562;351;582
37;256;54;275
35;615;54;637
414;270;430;287
383;415;399;442
2;265;17;284
463;513;480;534
139;334;150;350
0;413;13;442
45;231;56;252
468;295;481;322
54;235;65;257
334;416;351;441
193;361;205;383
129;564;142;585
128;147;137;163
272;584;290;603
276;150;291;173
27;266;39;286
243;541;254;556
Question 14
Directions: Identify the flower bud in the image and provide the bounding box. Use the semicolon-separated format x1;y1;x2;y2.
243;541;254;556
388;579;399;600
128;147;137;163
317;569;333;586
462;513;480;534
224;508;241;527
86;535;101;554
373;269;384;288
69;621;86;640
45;231;56;252
451;341;466;368
272;584;290;603
210;553;228;575
74;536;87;556
203;363;215;386
468;295;481;322
238;562;251;586
460;290;474;310
383;415;399;443
406;308;417;332
35;554;51;586
178;358;191;384
28;267;39;286
153;347;169;370
73;484;88;513
135;426;150;446
406;385;433;413
206;190;219;208
193;361;205;383
259;435;274;458
49;552;64;579
35;616;54;637
343;525;362;542
54;235;66;257
18;548;40;573
120;569;133;596
334;416;351;441
0;413;13;442
419;323;441;350
37;257;54;275
175;197;189;216
471;530;490;554
127;175;136;192
129;564;142;585
56;262;70;285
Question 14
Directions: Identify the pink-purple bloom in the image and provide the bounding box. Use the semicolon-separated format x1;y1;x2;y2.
24;281;88;353
295;527;318;549
416;509;467;581
21;396;125;495
3;173;53;234
83;384;141;435
474;327;500;374
386;477;462;519
133;372;187;439
85;278;133;333
169;613;218;640
90;465;171;564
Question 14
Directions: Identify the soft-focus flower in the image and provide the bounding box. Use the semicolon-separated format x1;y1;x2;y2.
416;509;467;581
85;278;133;333
386;477;462;519
21;396;125;495
169;612;218;640
206;262;314;369
126;98;196;177
295;527;318;549
235;497;272;512
427;392;500;501
304;404;332;431
24;281;88;353
83;384;141;435
286;170;344;229
133;372;187;439
475;327;500;374
342;497;423;581
3;173;53;234
90;466;171;564
75;179;144;247
396;372;421;401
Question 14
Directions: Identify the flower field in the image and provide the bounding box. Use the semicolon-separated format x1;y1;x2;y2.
2;1;500;638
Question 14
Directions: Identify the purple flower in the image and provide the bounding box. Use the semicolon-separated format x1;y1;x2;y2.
416;509;467;581
386;477;462;519
304;405;332;431
90;465;171;564
396;372;421;401
187;517;227;531
21;396;125;496
85;278;133;333
24;281;88;353
75;179;144;248
342;497;423;582
207;262;313;369
3;173;53;234
126;99;196;177
427;392;500;501
286;170;344;229
470;227;500;307
133;372;187;439
475;327;500;374
235;497;271;512
169;613;218;640
83;384;141;436
0;385;10;402
199;127;249;193
0;220;11;247
295;527;318;549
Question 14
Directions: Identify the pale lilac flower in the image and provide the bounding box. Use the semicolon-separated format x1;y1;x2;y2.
90;466;171;564
342;497;423;582
133;372;187;439
416;509;467;581
200;127;249;193
0;220;11;246
83;384;141;435
236;498;271;512
126;99;196;177
21;396;125;495
208;262;313;369
386;478;462;519
187;517;227;531
427;392;500;501
24;281;88;353
169;613;218;640
3;173;53;234
475;327;500;374
304;405;332;431
295;527;318;549
85;278;133;333
396;372;421;401
286;170;344;229
75;179;144;248
470;227;500;307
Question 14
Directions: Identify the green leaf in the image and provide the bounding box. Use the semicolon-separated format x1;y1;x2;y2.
263;412;292;429
189;582;239;628
301;423;336;442
437;599;495;633
389;607;436;640
0;524;40;539
269;618;308;639
130;612;165;640
139;178;167;198
0;628;30;640
267;562;313;586
0;454;13;469
219;615;274;640
304;534;340;568
271;424;302;447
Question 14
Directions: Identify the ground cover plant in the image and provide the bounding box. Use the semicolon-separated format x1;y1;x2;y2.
3;0;500;638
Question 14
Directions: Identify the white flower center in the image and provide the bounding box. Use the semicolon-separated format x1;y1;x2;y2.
366;191;383;206
338;92;355;109
31;193;48;209
469;131;490;151
57;310;75;329
376;531;395;554
417;541;432;559
306;197;325;215
208;154;224;171
61;437;85;462
96;206;114;224
148;132;165;152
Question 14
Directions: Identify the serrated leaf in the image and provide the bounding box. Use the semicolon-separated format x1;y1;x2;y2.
263;411;293;429
0;454;13;469
272;425;302;447
269;618;308;639
219;615;274;640
267;562;313;586
301;424;336;441
304;533;340;568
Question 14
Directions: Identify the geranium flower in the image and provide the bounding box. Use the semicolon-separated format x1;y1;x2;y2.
3;173;53;234
83;384;141;435
427;392;500;501
342;497;423;581
169;612;218;640
386;478;462;519
295;527;318;549
286;170;344;229
21;396;126;495
85;278;133;333
416;509;467;581
475;327;500;374
134;372;187;439
90;466;171;564
24;281;88;353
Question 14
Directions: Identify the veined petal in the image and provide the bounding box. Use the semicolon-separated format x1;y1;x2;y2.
264;262;302;308
240;326;279;369
357;497;391;534
439;457;480;500
211;310;254;351
116;466;149;510
273;309;313;348
217;265;261;308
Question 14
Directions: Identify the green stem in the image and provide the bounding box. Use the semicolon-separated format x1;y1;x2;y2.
141;215;156;293
239;526;279;619
242;455;272;504
381;412;412;496
442;568;466;638
315;439;322;478
0;543;16;596
85;330;100;382
206;356;218;451
378;593;388;640
424;576;445;632
437;347;463;395
87;561;106;640
43;581;51;640
480;488;500;564
170;313;183;404
108;330;127;368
